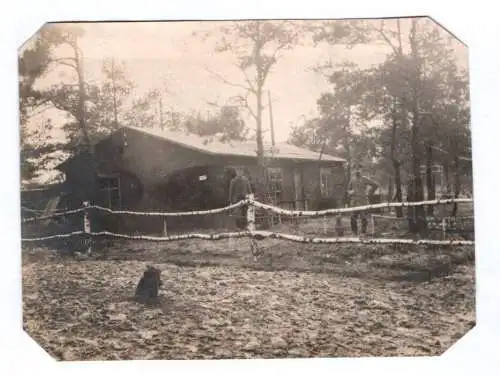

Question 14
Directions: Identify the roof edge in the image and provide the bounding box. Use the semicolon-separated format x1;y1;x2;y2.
125;126;219;157
126;126;347;163
56;126;347;168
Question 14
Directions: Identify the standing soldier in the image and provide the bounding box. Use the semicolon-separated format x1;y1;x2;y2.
228;167;253;230
347;168;379;236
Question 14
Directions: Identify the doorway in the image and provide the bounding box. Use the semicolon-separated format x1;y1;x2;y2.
293;168;304;210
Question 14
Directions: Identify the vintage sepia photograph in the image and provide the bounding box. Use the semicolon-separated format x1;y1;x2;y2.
19;18;475;361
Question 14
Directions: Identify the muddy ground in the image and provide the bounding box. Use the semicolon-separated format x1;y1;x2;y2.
22;233;475;361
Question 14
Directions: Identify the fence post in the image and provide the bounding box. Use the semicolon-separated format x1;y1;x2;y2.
246;193;256;231
335;215;344;236
441;217;447;240
371;214;375;237
246;193;260;260
83;201;92;255
163;219;168;237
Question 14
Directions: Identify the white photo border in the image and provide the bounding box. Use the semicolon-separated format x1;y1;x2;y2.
2;0;499;374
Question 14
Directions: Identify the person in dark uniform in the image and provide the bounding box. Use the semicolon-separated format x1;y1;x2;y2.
347;168;379;235
228;167;253;230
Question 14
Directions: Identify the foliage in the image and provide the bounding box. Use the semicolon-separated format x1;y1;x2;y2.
195;20;303;164
123;89;162;129
290;17;470;207
18;24;78;181
184;105;249;143
19;24;137;183
20;19;470;197
98;58;135;129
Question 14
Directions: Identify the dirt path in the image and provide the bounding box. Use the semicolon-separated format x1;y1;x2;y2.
22;239;475;360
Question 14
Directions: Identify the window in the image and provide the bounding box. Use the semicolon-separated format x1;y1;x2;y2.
320;168;333;198
226;165;245;176
98;175;121;210
267;167;283;203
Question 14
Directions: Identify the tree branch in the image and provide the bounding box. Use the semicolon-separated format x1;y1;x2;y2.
27;101;52;118
261;44;287;83
50;57;78;69
261;27;300;83
372;20;401;57
232;93;258;121
47;97;78;119
237;64;257;93
204;66;254;92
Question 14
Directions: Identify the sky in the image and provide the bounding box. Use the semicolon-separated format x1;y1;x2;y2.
21;18;468;182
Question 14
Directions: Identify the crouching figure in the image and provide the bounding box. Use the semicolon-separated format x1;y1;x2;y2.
135;265;163;301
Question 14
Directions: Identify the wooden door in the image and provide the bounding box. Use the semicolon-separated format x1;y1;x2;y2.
293;168;304;210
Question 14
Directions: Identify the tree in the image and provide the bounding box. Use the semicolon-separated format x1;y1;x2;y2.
289;59;382;202
288;93;379;205
367;18;469;227
19;35;51;126
184;105;249;143
19;24;96;155
289;117;326;152
340;56;413;217
40;24;92;150
364;21;468;217
39;59;134;151
311;17;470;225
123;89;162;128
19;25;140;183
195;20;304;195
19;30;53;181
99;58;135;129
19;24;90;182
123;77;183;131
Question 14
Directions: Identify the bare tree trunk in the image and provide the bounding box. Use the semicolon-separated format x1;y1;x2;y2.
408;19;426;233
390;109;403;217
388;177;393;202
443;158;450;194
394;20;405;219
74;43;92;154
452;140;461;217
409;114;425;231
255;23;265;166
256;85;264;166
426;142;436;216
343;109;353;206
406;175;415;231
393;161;403;217
252;22;271;228
268;90;275;146
452;169;461;216
254;22;266;199
344;164;350;206
344;143;352;206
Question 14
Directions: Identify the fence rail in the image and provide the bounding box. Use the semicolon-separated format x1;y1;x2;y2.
21;230;474;247
21;195;475;249
21;196;473;223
